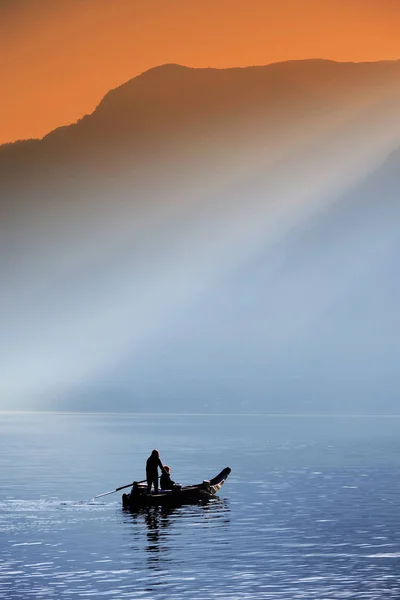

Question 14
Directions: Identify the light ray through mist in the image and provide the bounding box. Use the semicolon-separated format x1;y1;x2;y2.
1;63;400;409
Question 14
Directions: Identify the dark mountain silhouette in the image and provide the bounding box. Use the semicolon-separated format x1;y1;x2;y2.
2;59;400;181
1;60;400;412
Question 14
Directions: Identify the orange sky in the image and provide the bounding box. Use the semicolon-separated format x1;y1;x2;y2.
1;0;399;144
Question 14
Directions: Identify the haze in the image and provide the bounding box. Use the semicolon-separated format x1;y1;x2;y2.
1;4;400;414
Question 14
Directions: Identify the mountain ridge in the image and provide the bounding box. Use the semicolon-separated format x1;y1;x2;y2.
2;58;400;198
2;58;400;150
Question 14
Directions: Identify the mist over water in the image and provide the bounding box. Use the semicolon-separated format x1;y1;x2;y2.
1;412;400;599
1;61;400;412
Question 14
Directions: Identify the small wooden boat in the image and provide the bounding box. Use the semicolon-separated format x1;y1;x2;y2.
122;467;231;509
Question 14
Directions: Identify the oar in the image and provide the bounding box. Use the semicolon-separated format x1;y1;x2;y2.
93;480;146;499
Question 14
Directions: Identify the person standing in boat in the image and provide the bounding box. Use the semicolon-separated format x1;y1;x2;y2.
146;449;167;494
160;465;175;490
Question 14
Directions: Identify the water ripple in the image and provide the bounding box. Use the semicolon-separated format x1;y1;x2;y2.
1;414;400;599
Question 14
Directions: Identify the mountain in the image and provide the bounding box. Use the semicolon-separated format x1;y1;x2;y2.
1;60;400;412
2;60;400;190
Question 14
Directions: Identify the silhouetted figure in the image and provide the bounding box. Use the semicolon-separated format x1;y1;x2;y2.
160;465;175;490
146;449;167;493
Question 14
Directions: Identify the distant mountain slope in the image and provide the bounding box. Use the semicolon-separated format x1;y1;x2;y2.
2;59;400;174
1;60;400;411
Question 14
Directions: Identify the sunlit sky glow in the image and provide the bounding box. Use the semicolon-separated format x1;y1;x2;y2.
1;0;400;144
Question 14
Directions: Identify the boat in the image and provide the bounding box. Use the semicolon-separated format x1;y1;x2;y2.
122;467;231;509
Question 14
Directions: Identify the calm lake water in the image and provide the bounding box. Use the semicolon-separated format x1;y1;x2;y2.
1;412;400;599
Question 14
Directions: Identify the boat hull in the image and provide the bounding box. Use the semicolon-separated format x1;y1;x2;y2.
122;467;231;509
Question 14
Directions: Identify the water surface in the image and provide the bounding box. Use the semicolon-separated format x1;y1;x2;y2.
1;413;400;599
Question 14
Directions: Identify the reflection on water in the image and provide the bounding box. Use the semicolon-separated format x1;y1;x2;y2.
144;506;167;559
1;413;400;599
124;499;230;570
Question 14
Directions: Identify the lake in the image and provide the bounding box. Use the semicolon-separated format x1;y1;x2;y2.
1;412;400;599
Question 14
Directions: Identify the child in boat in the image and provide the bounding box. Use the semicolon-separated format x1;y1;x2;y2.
160;465;175;490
